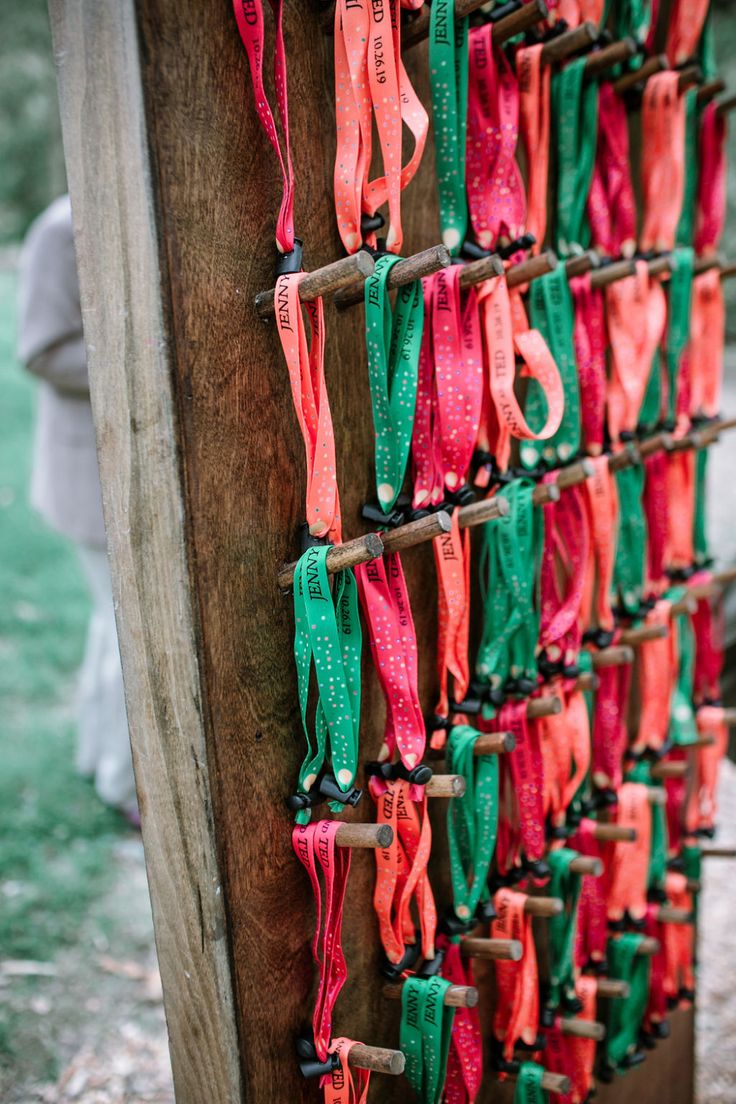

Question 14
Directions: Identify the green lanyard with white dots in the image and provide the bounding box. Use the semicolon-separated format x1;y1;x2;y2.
429;0;469;256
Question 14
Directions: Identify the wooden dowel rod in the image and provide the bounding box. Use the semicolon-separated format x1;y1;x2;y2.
556;457;595;489
711;565;736;589
458;252;506;289
692;733;716;749
527;695;562;720
697;78;726;105
612;54;668;95
402;0;548;50
561;1017;606;1041
334;245;450;309
506;1070;572;1095
461;937;523;961
348;1044;405;1076
721;262;736;280
648;787;667;806
687;879;701;893
255;252;374;318
677;65;702;95
335;823;393;849
575;671;599;692
590;645;635;669
719;708;736;725
639;430;674;458
618;623;669;646
592;822;637;843
540;21;597;65
715;93;736;118
507;250;558;289
569;856;603;877
700;847;736;859
565;250;600;278
597;977;631;999
647;253;672;278
651;760;688;780
383;982;478;1009
278;532;384;590
657;906;692;924
425;774;466;798
472;730;517;755
608;443;641;473
524;896;564;917
635;936;661;956
380;510;452;555
532;482;561;506
589;258;636;288
585;37;638;77
457;494;511;529
669;594;698;618
693;253;723;276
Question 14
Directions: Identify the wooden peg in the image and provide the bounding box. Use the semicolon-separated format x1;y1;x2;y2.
383;982;478;1009
532;482;562;506
425;774;466;798
527;695;562;720
461;937;523;961
457;494;511;530
607;442;641;473
458;252;506;290
719;708;736;725
471;731;517;756
710;565;736;589
506;1070;571;1096
647;787;667;807
596;977;631;999
687;879;701;893
255;252;374;319
677;65;702;95
569;856;603;877
380;510;452;555
589;258;636;289
715;93;736;118
592;822;637;843
657;905;692;925
335;823;393;849
590;645;635;669
700;846;736;859
348;1044;405;1076
693;253;723;277
651;760;688;780
541;21;598;66
721;262;736;280
565;250;600;278
575;671;599;692
691;733;716;749
635;936;661;956
612;54;668;96
561;1017;606;1041
507;250;558;289
647;253;672;278
697;78;726;106
556;457;596;490
524;896;564;918
618;623;669;646
402;0;548;50
639;430;674;458
334;244;450;309
584;37;638;77
277;532;384;590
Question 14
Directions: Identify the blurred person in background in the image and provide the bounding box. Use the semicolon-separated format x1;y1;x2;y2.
16;194;138;825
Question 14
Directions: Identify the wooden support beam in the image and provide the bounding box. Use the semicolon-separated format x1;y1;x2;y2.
677;65;702;94
380;510;453;554
570;856;604;877
716;93;736;118
700;847;736;859
697;78;726;105
524;896;564;917
471;730;517;755
527;695;562;720
561;1017;606;1041
592;823;637;843
657;906;693;925
619;623;669;646
505;1069;572;1096
507;250;558;288
458;252;508;290
457;494;511;529
335;823;394;849
590;645;635;669
565;250;600;278
651;761;689;780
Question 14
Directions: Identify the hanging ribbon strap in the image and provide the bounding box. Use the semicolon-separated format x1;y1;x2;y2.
546;849;583;1012
400;975;456;1104
552;57;598;254
323;1039;371;1103
606;782;652;922
492;888;540;1060
430;0;470;254
514;1062;549;1104
640;72;686;253
587;81;636;257
439;936;483;1104
517;45;551;253
446;724;499;922
603;934;651;1075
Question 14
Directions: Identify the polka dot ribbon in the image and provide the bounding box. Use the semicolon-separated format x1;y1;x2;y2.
400;975;456;1104
322;1039;371;1103
429;0;470;256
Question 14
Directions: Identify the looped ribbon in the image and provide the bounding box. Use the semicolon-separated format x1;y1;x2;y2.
333;0;428;254
643;450;669;594
485;703;546;874
439;935;483;1104
275;276;341;541
692;587;724;705
369;777;437;965
640;72;686;253
517;45;551;254
446;724;499;922
323;1039;371;1103
627;759;668;898
612;463;647;617
686;704;728;835
492;888;540;1062
606;782;652;922
292;821;351;1061
695;101;728;255
571;820;608;971
633;599;676;757
587;81;636;258
232;0;295;253
400;975;456;1104
668;589;697;747
430;0;470;255
643;903;668;1035
556;0;604;26
293;546;362;819
603;934;651;1075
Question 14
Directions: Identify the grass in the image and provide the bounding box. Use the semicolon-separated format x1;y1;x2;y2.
0;269;125;1068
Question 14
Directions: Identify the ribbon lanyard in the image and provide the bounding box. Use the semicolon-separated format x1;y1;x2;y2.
400;975;456;1104
292;546;362;820
668;591;697;747
546;849;583;1013
514;1062;549;1104
466;24;525;251
606;261;667;444
612;464;647;618
438;936;483;1104
522;266;581;469
603;934;651;1075
492;887;540;1060
292;821;351;1061
689;268;726;421
627;760;668;897
605;0;651;47
538;480;590;667
693;448;710;565
634;599;677;755
323;1039;371;1103
587;81;636;258
430;0;470;254
232;0;295;254
663;247;694;427
551;57;598;255
607;781;652;922
675;89;699;248
491;702;546;871
581;457;618;633
570;274;606;456
640;71;686;253
695;101;728;254
446;725;499;922
591;652;633;792
666;0;711;65
333;0;428;254
364;255;424;515
517;45;551;254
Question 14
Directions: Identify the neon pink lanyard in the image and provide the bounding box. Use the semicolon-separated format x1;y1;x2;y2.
587;81;636;258
571;820;608;970
484;701;546;869
591;641;632;792
640;71;686;254
695;101;728;254
439;936;483;1104
293;820;351;1061
355;552;426;776
466;25;525;251
570;274;606;456
643;451;669;594
333;0;428;254
692;586;724;704
517;44;550;255
275;275;341;541
232;0;295;254
539;480;590;666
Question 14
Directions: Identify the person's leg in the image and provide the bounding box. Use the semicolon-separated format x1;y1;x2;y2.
75;544;137;814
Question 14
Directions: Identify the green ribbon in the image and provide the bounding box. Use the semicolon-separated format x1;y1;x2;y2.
682;843;702;923
605;0;652;46
546;849;583;1011
552;57;598;254
675;90;699;249
521;266;581;469
604;934;651;1072
477;480;542;692
696;10;717;82
429;0;469;256
638;346;662;436
664;248;694;427
364;254;424;514
665;586;697;747
613;465;647;617
292;546;362;823
514;1061;549;1104
693;447;710;565
447;724;499;922
400;975;456;1104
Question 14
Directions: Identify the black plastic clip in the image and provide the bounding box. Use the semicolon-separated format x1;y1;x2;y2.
361;500;406;529
418;947;446;977
296;1033;340;1079
275;238;304;278
381;940;421;981
583;627;616;650
365;760;434;787
286;772;363;814
498;232;537;259
299;522;330;555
